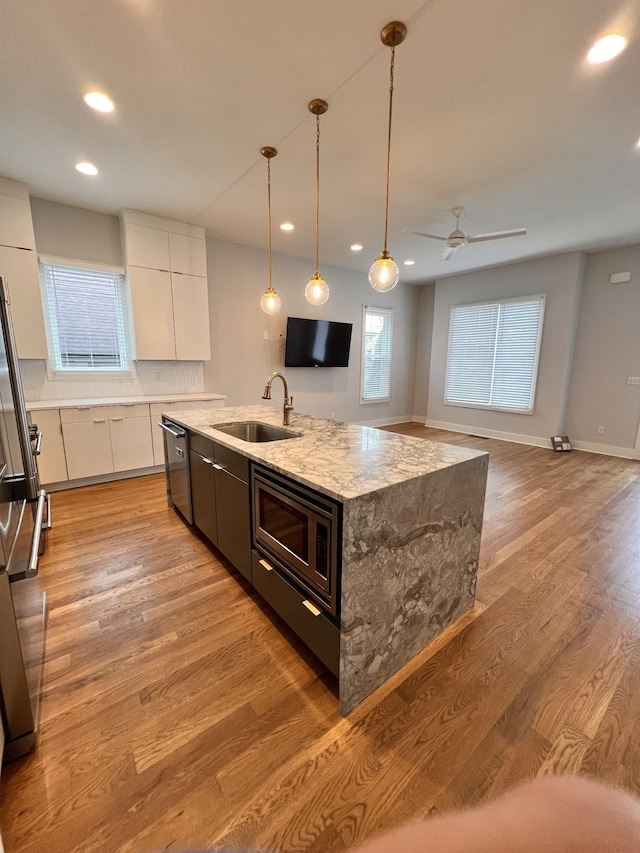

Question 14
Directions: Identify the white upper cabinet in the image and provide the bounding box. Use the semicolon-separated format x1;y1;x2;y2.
0;191;36;251
0;179;47;359
128;267;176;360
168;232;207;277
124;224;170;271
121;210;210;362
171;273;211;360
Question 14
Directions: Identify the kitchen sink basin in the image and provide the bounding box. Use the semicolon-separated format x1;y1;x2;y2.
210;421;301;442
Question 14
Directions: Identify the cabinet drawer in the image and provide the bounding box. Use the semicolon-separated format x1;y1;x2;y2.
60;404;149;423
190;432;214;459
214;442;249;483
252;550;339;676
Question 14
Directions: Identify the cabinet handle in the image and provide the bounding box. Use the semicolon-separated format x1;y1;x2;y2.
77;406;90;410
110;417;124;421
202;456;214;465
93;419;106;423
259;558;273;572
303;600;321;617
212;463;223;470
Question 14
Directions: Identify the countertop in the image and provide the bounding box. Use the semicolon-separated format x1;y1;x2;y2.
26;393;226;411
167;404;487;502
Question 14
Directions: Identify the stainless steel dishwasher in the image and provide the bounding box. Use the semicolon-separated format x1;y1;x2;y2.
159;419;192;523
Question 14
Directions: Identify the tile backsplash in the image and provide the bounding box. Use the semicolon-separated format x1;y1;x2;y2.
19;360;205;401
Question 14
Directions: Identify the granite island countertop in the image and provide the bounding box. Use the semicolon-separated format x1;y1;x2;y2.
165;404;487;502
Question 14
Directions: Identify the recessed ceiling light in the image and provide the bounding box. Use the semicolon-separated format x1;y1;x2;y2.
280;222;295;231
586;34;628;64
350;243;363;252
83;91;114;113
75;161;99;176
404;259;415;266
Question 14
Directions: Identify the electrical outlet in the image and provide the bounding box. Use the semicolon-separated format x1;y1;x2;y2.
330;411;335;420
627;376;640;386
263;331;269;340
277;340;284;352
597;426;604;435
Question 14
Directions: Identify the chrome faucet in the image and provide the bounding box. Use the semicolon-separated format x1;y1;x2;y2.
262;372;294;426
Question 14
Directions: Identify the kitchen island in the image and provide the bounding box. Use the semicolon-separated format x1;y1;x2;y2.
165;404;488;714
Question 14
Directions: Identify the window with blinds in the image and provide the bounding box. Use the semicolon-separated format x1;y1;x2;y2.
40;261;130;372
444;295;545;414
361;305;393;404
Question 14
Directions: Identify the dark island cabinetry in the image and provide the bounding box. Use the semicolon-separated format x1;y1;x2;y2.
188;432;251;583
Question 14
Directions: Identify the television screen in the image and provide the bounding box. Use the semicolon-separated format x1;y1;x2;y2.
284;317;353;368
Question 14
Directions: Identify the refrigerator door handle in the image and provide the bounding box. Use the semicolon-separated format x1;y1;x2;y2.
31;430;43;456
42;493;52;532
25;490;47;578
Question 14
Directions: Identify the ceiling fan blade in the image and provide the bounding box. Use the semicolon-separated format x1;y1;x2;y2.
406;230;448;242
467;228;527;243
441;245;456;261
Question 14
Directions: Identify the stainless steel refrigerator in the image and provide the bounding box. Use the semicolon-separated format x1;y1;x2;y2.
0;274;50;764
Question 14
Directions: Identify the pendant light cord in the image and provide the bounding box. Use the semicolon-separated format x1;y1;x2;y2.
315;112;320;276
267;157;273;290
383;44;396;254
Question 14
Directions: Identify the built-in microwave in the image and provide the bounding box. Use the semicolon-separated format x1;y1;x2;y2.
251;465;340;618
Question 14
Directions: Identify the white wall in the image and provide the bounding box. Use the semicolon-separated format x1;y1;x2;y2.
412;284;435;420
564;245;640;453
202;238;418;424
426;252;584;445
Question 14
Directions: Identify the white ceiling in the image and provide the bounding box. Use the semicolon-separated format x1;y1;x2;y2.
3;0;640;284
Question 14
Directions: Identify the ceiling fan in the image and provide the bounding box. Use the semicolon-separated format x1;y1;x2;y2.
408;207;527;261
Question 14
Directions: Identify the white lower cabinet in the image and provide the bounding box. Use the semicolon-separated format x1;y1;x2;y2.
60;403;154;480
28;409;68;484
63;419;113;480
110;416;154;471
33;398;224;485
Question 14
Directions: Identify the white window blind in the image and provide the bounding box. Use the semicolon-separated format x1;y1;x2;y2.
40;262;130;371
361;306;393;403
444;295;545;414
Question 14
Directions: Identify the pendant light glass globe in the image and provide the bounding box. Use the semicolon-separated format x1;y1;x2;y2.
261;287;281;315
305;273;329;306
369;252;400;292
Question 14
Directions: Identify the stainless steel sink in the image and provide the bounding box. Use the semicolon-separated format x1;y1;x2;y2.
210;421;301;442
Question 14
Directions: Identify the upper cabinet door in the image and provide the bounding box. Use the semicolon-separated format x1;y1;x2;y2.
168;233;207;277
128;267;176;360
0;194;36;251
125;224;170;271
0;245;48;359
171;273;211;361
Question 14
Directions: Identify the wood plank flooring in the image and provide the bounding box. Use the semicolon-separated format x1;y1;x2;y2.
1;425;639;852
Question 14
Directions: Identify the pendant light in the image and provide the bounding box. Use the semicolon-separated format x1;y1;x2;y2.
260;146;282;315
305;99;330;306
369;21;407;293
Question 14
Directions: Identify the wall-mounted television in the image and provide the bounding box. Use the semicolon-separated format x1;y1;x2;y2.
284;316;353;368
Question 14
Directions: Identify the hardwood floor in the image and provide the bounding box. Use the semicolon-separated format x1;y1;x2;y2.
1;426;639;852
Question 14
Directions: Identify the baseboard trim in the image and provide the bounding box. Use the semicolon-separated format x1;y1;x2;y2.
568;440;637;460
355;415;416;427
423;419;638;460
44;465;164;492
423;419;551;448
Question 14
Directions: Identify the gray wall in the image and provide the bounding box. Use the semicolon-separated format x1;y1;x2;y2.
412;284;435;420
30;198;123;267
426;252;584;444
565;245;640;451
202;238;418;423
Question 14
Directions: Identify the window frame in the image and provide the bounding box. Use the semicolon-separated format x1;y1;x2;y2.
360;304;394;405
444;294;546;416
39;256;134;379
